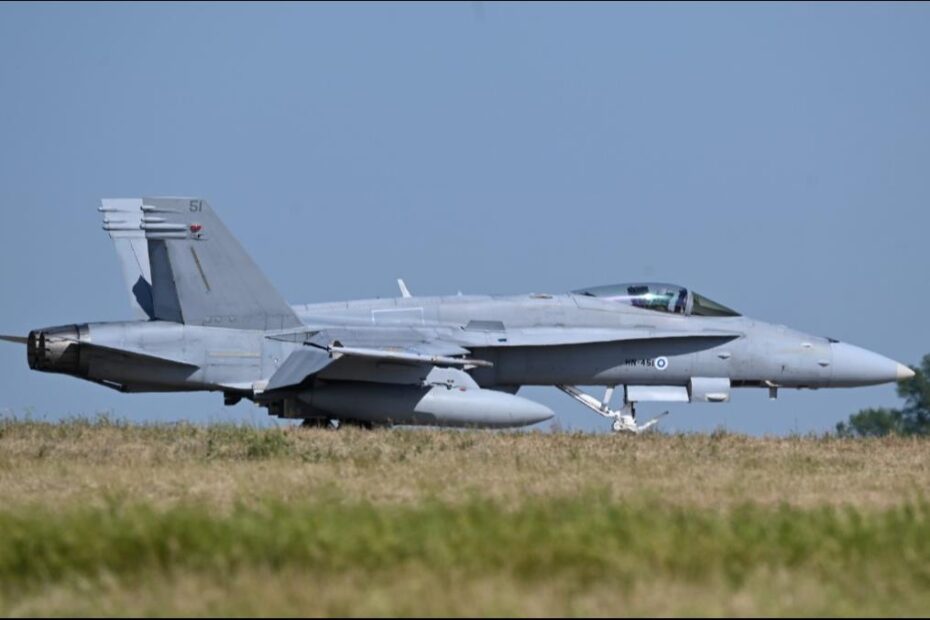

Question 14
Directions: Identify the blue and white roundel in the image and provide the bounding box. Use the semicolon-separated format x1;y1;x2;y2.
655;356;669;371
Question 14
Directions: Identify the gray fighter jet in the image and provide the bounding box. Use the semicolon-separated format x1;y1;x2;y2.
0;198;915;433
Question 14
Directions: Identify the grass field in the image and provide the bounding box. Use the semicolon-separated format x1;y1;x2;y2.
1;418;929;617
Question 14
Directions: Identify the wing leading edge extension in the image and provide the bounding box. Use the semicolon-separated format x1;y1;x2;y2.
454;326;742;348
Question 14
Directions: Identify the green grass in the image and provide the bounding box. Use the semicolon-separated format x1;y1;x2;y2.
1;418;930;616
4;497;930;616
3;498;930;584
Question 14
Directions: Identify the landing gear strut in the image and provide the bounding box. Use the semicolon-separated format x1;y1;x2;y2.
556;385;668;434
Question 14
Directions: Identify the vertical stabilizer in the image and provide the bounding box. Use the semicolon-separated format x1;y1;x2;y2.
141;197;302;331
100;198;154;320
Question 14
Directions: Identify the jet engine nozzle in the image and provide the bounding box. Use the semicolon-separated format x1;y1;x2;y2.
27;324;88;375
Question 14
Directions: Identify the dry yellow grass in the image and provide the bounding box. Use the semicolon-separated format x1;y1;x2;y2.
1;420;926;512
1;418;928;617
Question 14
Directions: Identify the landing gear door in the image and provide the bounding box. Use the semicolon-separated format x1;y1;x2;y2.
689;377;731;403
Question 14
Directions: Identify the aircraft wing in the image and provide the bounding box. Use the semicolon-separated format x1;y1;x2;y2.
262;327;491;393
267;326;480;359
326;344;492;368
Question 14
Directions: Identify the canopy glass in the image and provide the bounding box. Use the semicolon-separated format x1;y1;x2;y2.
572;282;740;317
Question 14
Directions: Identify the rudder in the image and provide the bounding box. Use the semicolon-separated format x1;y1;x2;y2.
100;198;155;320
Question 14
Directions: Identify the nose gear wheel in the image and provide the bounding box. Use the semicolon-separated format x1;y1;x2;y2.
556;385;668;434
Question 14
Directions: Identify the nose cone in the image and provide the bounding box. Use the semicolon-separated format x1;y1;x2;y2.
831;342;911;387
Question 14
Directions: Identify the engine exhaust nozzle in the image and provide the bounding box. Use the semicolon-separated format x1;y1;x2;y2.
27;324;87;375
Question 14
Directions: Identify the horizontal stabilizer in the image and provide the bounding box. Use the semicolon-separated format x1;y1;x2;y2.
0;335;27;345
265;348;334;392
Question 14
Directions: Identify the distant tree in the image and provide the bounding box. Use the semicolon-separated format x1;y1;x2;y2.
835;407;905;438
836;355;930;438
896;355;930;435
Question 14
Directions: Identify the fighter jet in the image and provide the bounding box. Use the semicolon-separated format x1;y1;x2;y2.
0;198;915;433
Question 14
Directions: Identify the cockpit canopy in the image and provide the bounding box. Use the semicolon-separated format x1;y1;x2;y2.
571;282;740;317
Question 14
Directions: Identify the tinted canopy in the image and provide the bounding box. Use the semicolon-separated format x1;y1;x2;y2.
572;282;740;317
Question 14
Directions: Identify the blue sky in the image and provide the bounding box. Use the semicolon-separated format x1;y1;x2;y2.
0;2;927;434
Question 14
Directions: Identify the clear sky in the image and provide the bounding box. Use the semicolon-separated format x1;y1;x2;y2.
0;2;927;434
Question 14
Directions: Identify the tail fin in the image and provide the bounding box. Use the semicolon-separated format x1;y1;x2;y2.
141;197;302;331
100;198;155;320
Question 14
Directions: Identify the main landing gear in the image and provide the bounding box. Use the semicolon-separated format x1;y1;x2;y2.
300;418;334;429
300;418;388;430
556;385;668;434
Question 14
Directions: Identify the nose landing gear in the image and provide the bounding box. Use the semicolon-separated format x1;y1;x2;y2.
556;385;668;434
